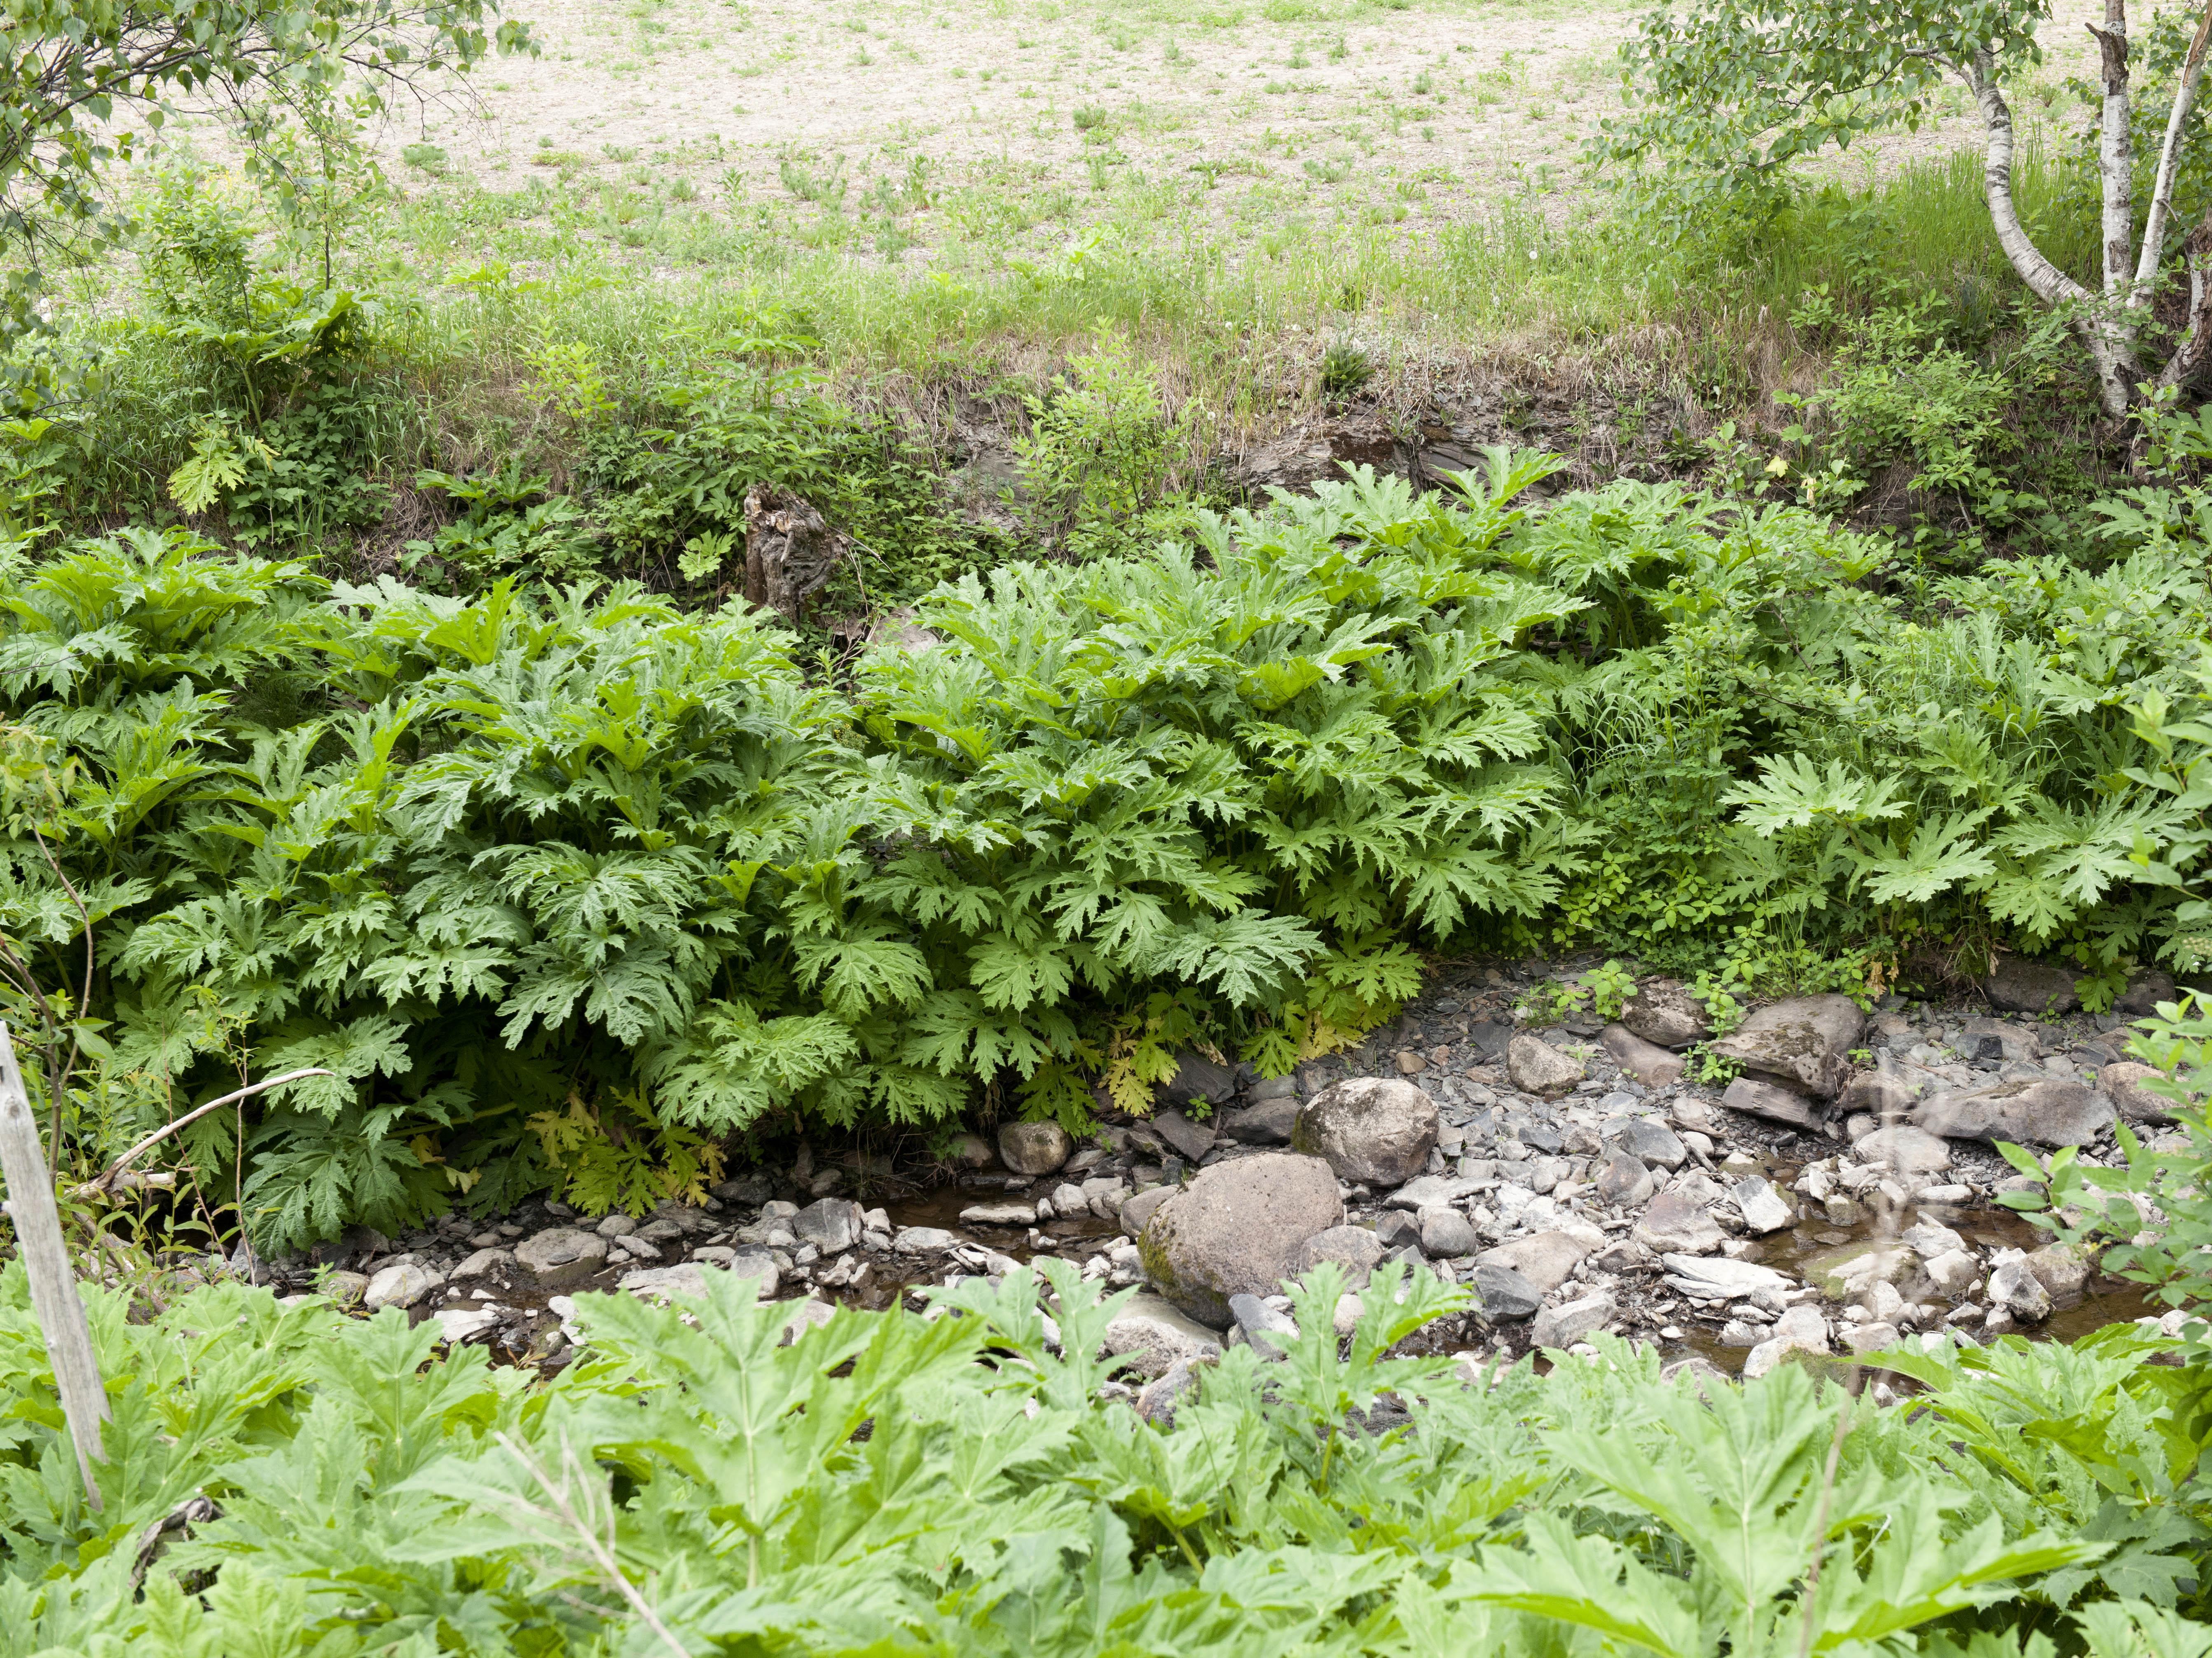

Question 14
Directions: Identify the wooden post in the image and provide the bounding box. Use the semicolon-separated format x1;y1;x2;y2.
0;1019;105;1508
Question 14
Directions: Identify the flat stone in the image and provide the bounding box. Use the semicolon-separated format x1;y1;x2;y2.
1138;1152;1344;1324
1479;1226;1606;1294
1602;1023;1685;1087
1217;1098;1300;1144
1731;1177;1793;1235
1982;955;2080;1015
1842;1321;1901;1356
1804;1242;1914;1302
1531;1291;1616;1349
959;1201;1037;1226
998;1121;1072;1176
1297;1224;1386;1288
1660;1253;1794;1300
433;1308;499;1344
1227;1292;1299;1359
363;1262;440;1311
1120;1185;1175;1238
1959;1016;2041;1063
449;1246;513;1281
1507;1034;1585;1098
794;1197;865;1253
1472;1261;1542;1319
1854;1124;1952;1175
1386;1173;1479;1211
1633;1188;1723;1255
1102;1291;1224;1379
1291;1077;1440;1186
618;1262;713;1302
1709;995;1866;1099
1419;1205;1480;1257
1620;978;1709;1047
1913;1078;2114;1147
1721;1075;1825;1131
1151;1108;1217;1162
1617;1118;1686;1169
597;1214;637;1237
894;1227;960;1254
514;1227;608;1291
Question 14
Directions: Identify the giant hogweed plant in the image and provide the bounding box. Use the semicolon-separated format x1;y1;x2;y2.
0;1258;2204;1656
5;454;2212;1244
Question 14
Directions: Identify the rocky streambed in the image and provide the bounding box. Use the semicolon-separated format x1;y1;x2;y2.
233;959;2192;1385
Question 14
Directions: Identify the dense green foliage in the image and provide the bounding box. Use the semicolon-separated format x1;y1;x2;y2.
0;1257;2205;1655
6;441;2212;1243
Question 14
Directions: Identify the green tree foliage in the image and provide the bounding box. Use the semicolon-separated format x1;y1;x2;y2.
0;1258;2205;1654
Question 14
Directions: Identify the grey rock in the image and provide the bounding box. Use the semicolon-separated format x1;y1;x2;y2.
1633;1187;1723;1254
710;1171;775;1206
1843;1321;1902;1356
1419;1205;1480;1257
449;1246;513;1281
794;1197;865;1253
1218;1098;1300;1144
1982;955;2080;1016
1138;1152;1345;1324
1924;1249;1980;1299
959;1201;1038;1226
1159;1050;1243;1108
1291;1077;1440;1186
1721;1075;1826;1131
1102;1291;1225;1379
2101;1061;2181;1124
1620;978;1709;1048
894;1227;960;1254
2116;968;2178;1018
1478;1226;1606;1294
948;1131;996;1169
999;1121;1073;1176
1987;1256;2052;1322
1506;1034;1585;1098
433;1307;499;1344
1913;1078;2114;1147
1959;1016;2040;1063
1297;1225;1386;1288
1472;1261;1543;1319
515;1227;609;1291
596;1214;638;1238
1838;1072;1919;1119
2026;1243;2091;1302
1531;1291;1617;1349
1120;1185;1176;1238
1602;1023;1685;1087
727;1247;782;1297
1135;1360;1203;1425
1151;1108;1218;1162
1709;995;1866;1099
1660;1253;1795;1300
1595;1152;1655;1207
1855;1124;1952;1175
1731;1177;1794;1235
1743;1304;1830;1378
1386;1173;1479;1211
363;1262;440;1311
1374;1210;1421;1250
1617;1118;1687;1170
1227;1292;1299;1358
619;1262;715;1302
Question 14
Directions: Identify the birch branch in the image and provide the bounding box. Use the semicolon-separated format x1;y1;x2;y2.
78;1068;334;1197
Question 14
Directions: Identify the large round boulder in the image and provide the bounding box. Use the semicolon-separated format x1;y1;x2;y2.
1139;1152;1344;1325
1290;1077;1439;1186
998;1120;1072;1176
